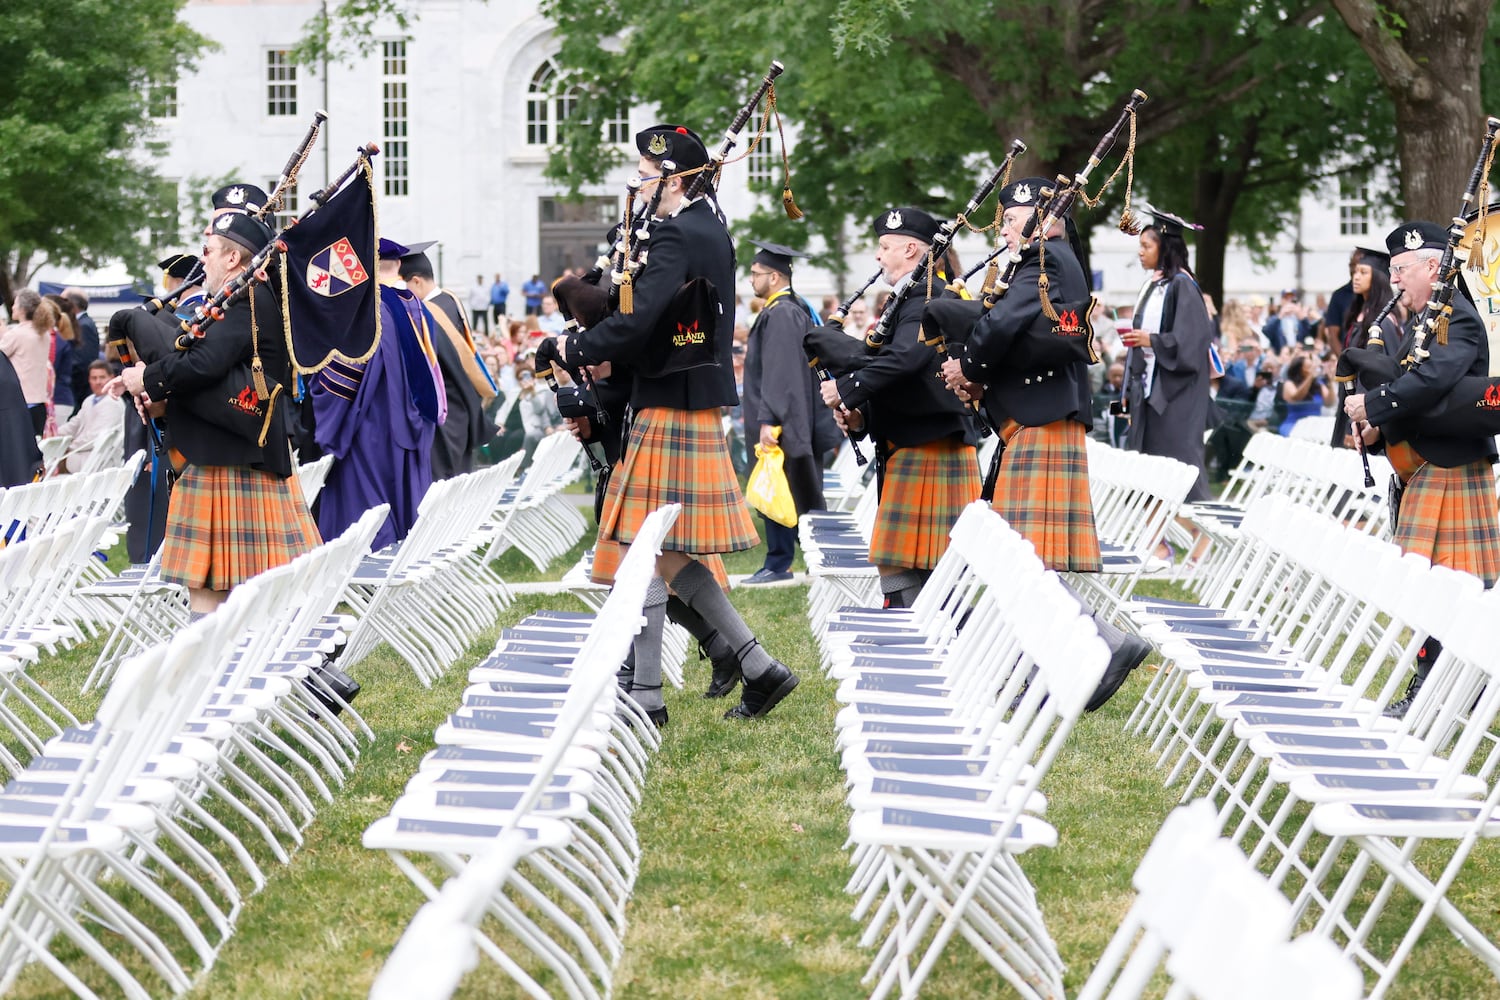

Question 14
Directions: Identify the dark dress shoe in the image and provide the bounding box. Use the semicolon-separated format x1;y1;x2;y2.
702;652;743;699
724;660;799;719
741;567;794;585
646;706;668;728
1085;635;1153;713
1383;670;1428;719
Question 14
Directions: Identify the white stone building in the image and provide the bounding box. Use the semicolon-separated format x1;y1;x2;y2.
39;0;1394;318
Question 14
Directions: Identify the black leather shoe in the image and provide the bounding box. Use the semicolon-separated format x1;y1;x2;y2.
724;660;799;719
1382;695;1415;720
702;652;743;699
1383;670;1428;720
1085;635;1153;713
646;706;668;728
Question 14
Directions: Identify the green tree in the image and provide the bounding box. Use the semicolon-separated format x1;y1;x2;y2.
1330;0;1494;224
539;0;1390;304
0;0;207;305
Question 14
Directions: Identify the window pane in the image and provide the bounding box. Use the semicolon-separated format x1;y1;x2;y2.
266;50;297;117
382;43;409;196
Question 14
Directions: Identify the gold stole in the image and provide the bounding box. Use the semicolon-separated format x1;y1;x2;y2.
426;291;497;402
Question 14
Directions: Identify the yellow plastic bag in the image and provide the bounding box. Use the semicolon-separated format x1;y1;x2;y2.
747;441;799;528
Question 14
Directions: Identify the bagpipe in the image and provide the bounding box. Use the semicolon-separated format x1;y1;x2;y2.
551;60;789;345
532;335;628;521
802;272;882;466
1336;116;1500;443
532;335;610;475
109;143;381;447
920;90;1147;371
801;140;1032;387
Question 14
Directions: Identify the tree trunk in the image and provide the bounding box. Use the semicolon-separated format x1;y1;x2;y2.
1192;120;1258;308
1330;0;1488;223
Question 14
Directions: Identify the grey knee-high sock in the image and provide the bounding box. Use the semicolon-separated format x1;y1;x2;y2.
1058;578;1126;652
666;594;735;663
671;560;774;681
880;569;929;610
630;577;669;712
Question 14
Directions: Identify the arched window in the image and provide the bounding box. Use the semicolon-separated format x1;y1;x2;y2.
526;58;628;147
527;59;576;146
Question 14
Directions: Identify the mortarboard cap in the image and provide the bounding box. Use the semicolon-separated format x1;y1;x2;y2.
874;206;938;243
747;238;806;277
158;253;199;280
209;211;272;255
1355;247;1390;276
397;241;439;280
1386;220;1446;257
377;238;410;260
636;124;710;172
210;183;270;216
1138;203;1203;240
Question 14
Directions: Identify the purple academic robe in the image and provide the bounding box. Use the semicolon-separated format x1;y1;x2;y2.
312;285;441;550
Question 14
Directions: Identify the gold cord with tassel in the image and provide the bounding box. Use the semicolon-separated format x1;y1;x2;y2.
1036;229;1060;321
768;87;803;219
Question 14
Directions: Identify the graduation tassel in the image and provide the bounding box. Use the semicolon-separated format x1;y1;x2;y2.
619;268;635;314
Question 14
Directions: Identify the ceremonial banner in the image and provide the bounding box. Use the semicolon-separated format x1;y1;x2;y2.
278;161;380;375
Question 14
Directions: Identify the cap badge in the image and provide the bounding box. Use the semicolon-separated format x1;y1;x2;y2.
1014;183;1033;204
647;133;668;156
214;214;233;231
885;210;903;231
1404;229;1423;251
226;186;246;206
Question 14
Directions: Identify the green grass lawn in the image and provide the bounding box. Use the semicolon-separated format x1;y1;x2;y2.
15;541;1500;999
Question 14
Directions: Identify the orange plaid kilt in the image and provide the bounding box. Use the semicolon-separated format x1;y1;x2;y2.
598;407;758;555
160;464;321;592
869;437;980;571
991;418;1102;572
1386;442;1500;584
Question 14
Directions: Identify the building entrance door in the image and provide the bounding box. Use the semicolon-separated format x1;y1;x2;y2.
538;196;619;281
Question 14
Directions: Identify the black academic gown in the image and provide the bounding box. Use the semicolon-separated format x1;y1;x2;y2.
424;289;486;480
742;289;834;512
1123;272;1214;501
